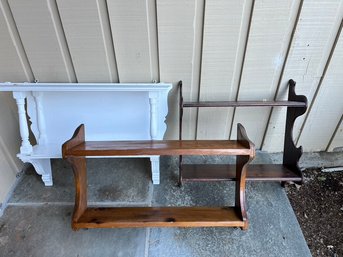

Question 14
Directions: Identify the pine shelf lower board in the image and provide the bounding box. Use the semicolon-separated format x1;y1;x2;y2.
74;207;244;229
181;164;302;182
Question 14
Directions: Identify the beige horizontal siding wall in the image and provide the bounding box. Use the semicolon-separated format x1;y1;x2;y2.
157;0;203;139
0;0;342;162
9;0;76;82
298;22;343;152
263;0;343;152
328;116;343;152
0;94;22;207
56;0;118;82
0;0;31;206
230;0;299;147
196;0;250;140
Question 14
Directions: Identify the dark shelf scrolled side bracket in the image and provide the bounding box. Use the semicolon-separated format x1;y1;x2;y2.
283;79;308;182
178;80;183;186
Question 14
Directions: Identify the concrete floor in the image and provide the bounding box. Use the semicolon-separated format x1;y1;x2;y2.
2;151;340;257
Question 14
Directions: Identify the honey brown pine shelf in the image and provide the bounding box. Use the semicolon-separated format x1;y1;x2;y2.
178;79;308;185
62;123;255;230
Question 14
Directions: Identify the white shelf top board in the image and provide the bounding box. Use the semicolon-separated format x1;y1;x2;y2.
0;82;172;92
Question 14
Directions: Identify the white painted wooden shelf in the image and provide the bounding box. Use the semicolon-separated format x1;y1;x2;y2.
0;82;172;186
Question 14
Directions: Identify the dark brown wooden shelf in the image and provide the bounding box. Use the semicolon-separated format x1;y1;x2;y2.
178;79;308;185
183;100;307;108
64;140;252;157
181;164;302;182
74;207;244;229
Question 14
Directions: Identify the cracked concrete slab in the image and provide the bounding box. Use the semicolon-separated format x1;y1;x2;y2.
149;155;312;257
9;158;152;205
269;151;343;169
0;206;146;257
1;152;314;257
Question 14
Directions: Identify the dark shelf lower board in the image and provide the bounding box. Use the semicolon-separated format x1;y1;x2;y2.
74;207;244;229
181;164;302;182
183;100;306;108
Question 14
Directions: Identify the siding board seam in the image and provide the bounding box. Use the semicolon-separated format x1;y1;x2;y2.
155;0;161;83
194;0;206;139
229;0;255;140
49;0;77;82
146;0;159;82
327;114;343;151
153;0;160;82
0;0;34;81
0;136;19;175
96;0;119;82
103;0;120;82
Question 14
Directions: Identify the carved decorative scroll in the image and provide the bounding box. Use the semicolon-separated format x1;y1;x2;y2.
283;79;308;180
32;92;47;144
178;81;183;185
